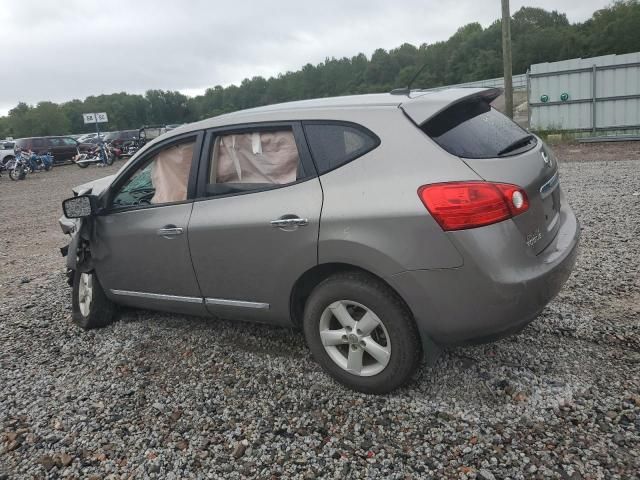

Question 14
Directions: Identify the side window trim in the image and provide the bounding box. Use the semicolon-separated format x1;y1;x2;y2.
102;131;204;213
194;121;317;200
301;120;381;175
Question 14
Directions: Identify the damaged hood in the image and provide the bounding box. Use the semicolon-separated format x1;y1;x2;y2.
72;174;115;196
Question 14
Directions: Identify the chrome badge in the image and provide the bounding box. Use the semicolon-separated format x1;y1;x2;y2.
526;229;543;248
541;150;552;167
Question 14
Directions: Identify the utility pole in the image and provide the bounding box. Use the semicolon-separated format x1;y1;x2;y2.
501;0;513;119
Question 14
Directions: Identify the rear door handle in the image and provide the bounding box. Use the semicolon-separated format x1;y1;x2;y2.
270;217;309;228
157;225;184;238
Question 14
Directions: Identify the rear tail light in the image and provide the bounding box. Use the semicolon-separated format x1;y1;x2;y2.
418;181;529;231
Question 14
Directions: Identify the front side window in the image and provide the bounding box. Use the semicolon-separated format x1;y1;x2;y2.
303;123;379;174
63;138;77;146
206;129;302;195
112;138;195;208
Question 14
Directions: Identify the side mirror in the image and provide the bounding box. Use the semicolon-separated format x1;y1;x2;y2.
62;195;97;219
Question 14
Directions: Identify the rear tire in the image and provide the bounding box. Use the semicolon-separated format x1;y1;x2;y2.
77;161;88;168
303;272;421;394
72;270;116;329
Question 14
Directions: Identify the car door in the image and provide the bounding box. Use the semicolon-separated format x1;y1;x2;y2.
188;122;322;325
32;138;46;154
61;137;80;161
91;131;208;315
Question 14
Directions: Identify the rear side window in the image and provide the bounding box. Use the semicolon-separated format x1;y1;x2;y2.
304;123;379;174
422;100;535;159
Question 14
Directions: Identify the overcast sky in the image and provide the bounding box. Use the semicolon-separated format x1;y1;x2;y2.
0;0;611;116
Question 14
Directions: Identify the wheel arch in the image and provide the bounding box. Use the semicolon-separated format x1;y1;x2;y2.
290;262;441;363
289;262;408;327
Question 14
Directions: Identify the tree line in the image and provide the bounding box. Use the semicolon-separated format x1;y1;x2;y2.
1;1;638;139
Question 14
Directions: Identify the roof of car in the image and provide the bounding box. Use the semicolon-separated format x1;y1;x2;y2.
149;87;500;149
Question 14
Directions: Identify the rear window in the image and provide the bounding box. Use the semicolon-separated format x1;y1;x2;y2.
304;123;379;174
422;100;535;159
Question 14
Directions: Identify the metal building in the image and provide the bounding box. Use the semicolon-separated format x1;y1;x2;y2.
528;52;640;136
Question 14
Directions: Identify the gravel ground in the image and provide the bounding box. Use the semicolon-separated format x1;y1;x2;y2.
1;147;639;479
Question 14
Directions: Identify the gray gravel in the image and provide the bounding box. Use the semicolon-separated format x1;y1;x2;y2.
1;155;639;479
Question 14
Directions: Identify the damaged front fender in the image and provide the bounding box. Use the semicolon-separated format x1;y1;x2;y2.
60;216;96;274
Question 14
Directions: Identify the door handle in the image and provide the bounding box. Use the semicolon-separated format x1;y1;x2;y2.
270;217;309;228
157;226;184;238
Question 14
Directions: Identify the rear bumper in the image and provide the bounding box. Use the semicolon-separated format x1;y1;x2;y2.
388;198;580;345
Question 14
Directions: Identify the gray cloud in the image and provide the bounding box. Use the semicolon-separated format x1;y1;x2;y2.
0;0;610;115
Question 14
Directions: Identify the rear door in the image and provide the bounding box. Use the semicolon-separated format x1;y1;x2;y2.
47;137;73;162
418;96;560;254
188;122;322;324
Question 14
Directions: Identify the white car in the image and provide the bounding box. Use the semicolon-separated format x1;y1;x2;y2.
0;141;15;166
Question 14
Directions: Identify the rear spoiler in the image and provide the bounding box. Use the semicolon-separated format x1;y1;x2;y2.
400;88;502;126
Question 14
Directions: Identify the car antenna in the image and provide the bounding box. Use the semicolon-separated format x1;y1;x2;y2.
390;62;429;96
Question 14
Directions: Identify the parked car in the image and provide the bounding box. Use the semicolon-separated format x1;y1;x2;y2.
14;136;93;164
138;125;166;143
0;141;16;167
77;132;102;143
59;88;580;393
102;130;138;147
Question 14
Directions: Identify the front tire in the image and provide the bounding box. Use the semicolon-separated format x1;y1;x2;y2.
72;270;116;329
303;272;421;394
9;165;25;181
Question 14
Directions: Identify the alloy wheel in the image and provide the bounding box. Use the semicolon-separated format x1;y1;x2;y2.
318;300;391;376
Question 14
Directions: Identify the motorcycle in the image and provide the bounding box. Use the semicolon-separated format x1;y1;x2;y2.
119;137;141;158
27;150;54;172
74;141;115;168
5;150;29;180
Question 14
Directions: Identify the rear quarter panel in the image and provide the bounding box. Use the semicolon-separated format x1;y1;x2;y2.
315;108;479;276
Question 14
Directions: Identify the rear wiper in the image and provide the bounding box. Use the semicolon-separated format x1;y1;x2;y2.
497;134;535;156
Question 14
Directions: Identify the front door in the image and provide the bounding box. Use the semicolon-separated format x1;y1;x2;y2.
188;123;322;324
93;132;207;315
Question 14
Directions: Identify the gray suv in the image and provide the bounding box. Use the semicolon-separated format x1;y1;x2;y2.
60;88;580;393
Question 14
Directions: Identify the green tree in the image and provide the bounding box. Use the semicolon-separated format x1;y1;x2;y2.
1;1;639;137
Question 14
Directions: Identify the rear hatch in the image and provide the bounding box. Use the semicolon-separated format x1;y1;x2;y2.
402;89;561;255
